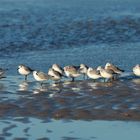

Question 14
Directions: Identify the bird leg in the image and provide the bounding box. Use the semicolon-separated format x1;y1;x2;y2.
71;77;75;82
41;82;44;88
25;75;27;81
83;74;86;80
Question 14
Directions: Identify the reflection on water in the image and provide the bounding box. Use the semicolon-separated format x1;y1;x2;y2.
0;75;139;120
1;117;140;140
132;78;140;84
88;81;114;89
18;81;29;91
33;85;48;94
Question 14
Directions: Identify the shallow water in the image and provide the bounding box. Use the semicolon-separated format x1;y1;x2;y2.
0;74;140;139
0;74;140;120
1;118;140;140
0;0;140;139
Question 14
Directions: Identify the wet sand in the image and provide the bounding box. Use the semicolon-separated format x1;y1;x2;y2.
0;75;140;139
0;75;140;121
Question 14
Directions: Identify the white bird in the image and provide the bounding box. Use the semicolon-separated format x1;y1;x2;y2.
97;66;114;82
87;67;101;81
18;64;33;80
79;64;89;79
33;71;50;86
48;68;62;83
52;64;64;75
133;64;140;76
105;62;124;74
64;65;81;82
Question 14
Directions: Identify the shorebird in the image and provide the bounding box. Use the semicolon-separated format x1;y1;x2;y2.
18;64;33;80
79;64;89;79
48;68;62;83
52;64;64;75
33;71;50;86
97;66;114;82
64;65;81;82
87;67;101;81
105;63;124;74
133;64;140;76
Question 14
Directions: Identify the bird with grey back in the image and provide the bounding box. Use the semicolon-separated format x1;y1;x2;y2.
64;65;81;82
87;67;101;81
33;70;50;86
48;68;62;83
18;64;33;81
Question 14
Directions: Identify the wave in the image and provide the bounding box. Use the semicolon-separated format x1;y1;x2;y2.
0;4;140;54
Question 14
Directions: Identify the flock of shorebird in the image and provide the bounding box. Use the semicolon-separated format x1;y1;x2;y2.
0;63;140;86
16;63;140;86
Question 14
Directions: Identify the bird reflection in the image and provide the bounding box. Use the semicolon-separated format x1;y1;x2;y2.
88;81;113;89
33;83;48;94
132;78;140;84
18;81;29;91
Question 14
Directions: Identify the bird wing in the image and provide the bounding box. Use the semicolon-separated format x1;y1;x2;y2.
53;70;61;77
69;67;79;74
90;69;99;75
111;65;124;73
24;66;33;72
106;69;115;74
115;66;124;72
38;72;49;79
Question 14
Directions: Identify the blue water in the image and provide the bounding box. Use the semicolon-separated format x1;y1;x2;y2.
0;118;140;140
0;0;140;75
